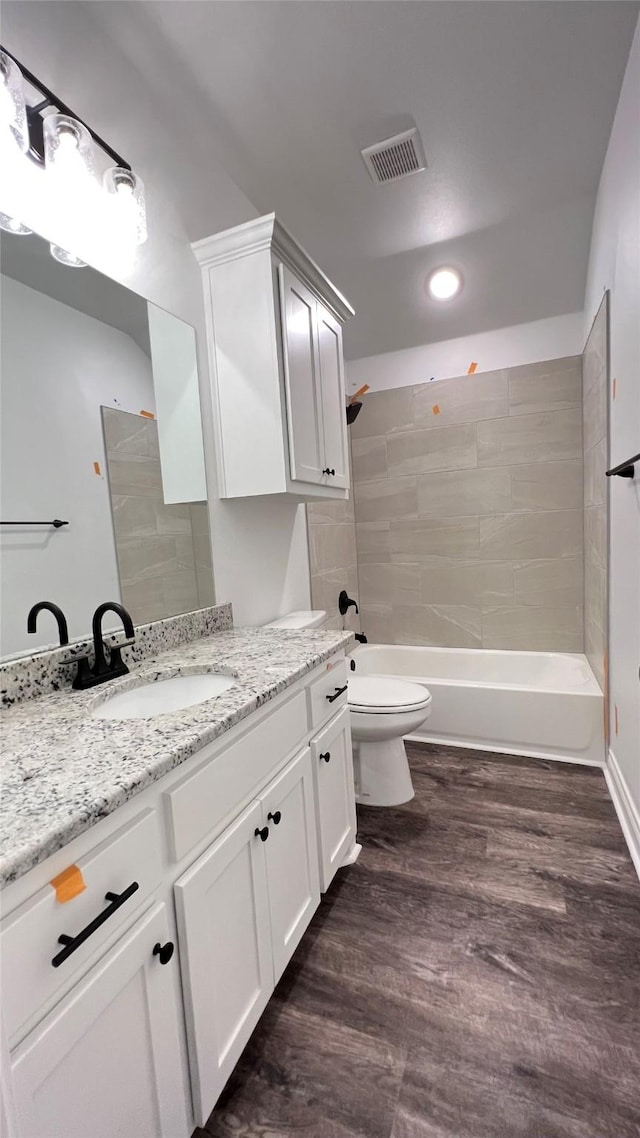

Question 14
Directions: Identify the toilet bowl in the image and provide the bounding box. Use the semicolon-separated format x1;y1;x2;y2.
348;675;432;807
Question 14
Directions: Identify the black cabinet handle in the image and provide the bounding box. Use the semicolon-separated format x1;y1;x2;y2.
320;752;331;763
326;684;348;703
322;468;336;476
267;811;282;825
51;881;139;968
153;941;174;965
255;826;269;842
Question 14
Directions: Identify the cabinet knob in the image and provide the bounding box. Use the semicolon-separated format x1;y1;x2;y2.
267;810;282;825
322;468;336;476
255;826;270;842
320;752;331;763
153;941;174;965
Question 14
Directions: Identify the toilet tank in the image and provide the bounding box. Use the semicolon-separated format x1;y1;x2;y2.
263;610;327;630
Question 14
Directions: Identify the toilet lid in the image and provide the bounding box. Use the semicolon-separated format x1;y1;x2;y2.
348;676;432;714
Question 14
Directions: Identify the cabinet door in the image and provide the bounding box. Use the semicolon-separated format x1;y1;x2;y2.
278;263;325;485
317;302;349;489
10;903;189;1138
174;800;274;1126
259;749;320;982
311;707;358;892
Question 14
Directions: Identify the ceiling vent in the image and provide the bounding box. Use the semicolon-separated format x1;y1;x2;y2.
361;128;427;185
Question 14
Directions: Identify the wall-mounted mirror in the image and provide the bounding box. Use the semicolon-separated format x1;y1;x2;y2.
1;230;213;659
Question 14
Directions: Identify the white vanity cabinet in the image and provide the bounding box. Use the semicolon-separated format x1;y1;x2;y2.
9;903;189;1138
1;652;356;1137
193;213;354;500
175;747;320;1124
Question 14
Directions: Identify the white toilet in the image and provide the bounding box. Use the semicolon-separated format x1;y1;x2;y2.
348;674;432;807
263;610;432;809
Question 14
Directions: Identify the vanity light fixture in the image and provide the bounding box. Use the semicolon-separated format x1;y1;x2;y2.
0;46;147;265
427;266;462;301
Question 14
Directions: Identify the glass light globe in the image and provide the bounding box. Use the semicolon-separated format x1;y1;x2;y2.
0;50;29;154
428;267;462;300
0;212;32;234
50;244;86;268
103;167;147;245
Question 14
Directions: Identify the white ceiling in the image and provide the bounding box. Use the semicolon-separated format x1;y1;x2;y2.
106;1;638;359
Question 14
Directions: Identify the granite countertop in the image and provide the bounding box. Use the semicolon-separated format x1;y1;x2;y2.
0;626;354;888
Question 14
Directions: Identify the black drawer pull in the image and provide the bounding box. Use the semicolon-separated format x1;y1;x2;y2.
320;752;331;763
267;811;282;825
326;684;348;703
255;826;269;842
153;941;175;965
51;881;140;968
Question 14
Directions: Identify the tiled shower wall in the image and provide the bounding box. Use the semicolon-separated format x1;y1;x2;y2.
306;490;360;634
350;359;585;650
103;408;215;625
582;296;609;692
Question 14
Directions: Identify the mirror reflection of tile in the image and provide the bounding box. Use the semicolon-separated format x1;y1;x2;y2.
102;408;214;625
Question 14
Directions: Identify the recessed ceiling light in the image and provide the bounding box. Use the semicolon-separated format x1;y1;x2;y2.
427;267;462;301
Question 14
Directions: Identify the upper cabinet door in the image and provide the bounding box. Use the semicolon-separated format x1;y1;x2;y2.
279;264;325;486
10;903;189;1138
174;799;274;1126
317;303;349;490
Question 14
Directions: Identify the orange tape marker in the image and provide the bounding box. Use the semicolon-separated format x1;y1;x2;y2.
350;384;370;402
467;361;478;374
612;377;617;400
614;704;619;735
140;409;155;419
432;404;440;415
50;865;86;903
93;461;101;476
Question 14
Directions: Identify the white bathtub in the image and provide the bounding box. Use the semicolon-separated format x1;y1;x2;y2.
350;645;605;765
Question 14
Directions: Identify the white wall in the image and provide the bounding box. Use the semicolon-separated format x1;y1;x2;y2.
346;312;584;394
584;15;640;861
0;275;155;657
1;1;311;632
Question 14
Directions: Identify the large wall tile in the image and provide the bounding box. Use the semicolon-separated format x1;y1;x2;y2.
393;604;482;647
413;370;508;429
513;558;583;606
359;604;394;644
354;476;418;522
351;386;414;439
585;505;607;571
477;408;582;467
390;516;480;561
307;496;355;525
387;423;476;477
311;567;358;622
478;510;583;561
510;460;583;512
482;605;583;651
584;437;607;507
308;522;357;574
107;453;164;498
351;436;388;482
508;357;582;414
417;467;511;518
583;380;607;453
356;521;391;563
421;560;513;605
359;562;421;606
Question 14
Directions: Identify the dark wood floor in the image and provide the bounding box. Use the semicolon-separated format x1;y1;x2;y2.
196;743;640;1138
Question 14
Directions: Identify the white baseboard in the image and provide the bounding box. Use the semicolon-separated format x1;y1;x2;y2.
604;747;640;882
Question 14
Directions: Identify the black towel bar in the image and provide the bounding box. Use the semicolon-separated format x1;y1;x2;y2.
605;452;640;479
0;519;69;528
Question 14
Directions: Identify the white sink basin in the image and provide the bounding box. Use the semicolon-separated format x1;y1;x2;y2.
91;673;236;721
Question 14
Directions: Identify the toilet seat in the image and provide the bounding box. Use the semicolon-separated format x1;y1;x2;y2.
348;675;432;715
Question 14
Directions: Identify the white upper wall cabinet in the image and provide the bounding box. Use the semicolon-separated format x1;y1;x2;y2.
192;213;354;499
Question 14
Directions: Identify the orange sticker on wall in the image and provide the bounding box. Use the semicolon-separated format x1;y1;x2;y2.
139;410;155;419
614;704;619;735
50;865;87;903
612;377;617;400
467;361;478;374
93;461;101;476
432;404;440;415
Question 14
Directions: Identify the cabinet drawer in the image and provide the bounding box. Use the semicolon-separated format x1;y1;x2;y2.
1;809;162;1046
166;689;308;863
307;655;349;731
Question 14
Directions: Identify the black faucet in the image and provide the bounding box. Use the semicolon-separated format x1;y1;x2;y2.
27;602;69;647
338;590;359;617
72;602;135;690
